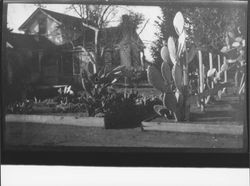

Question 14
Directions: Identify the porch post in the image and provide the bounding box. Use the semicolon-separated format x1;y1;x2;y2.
94;30;99;69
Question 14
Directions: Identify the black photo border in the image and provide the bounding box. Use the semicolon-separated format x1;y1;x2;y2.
1;0;249;168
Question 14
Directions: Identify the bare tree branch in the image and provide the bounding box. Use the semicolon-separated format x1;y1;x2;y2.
98;5;112;28
138;19;150;35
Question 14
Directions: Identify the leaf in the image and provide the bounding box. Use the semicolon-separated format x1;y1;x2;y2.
177;31;186;57
198;82;231;98
173;11;185;36
161;62;172;85
168;37;178;65
147;65;166;93
110;65;126;74
220;62;228;72
153;105;168;116
187;46;197;64
207;68;217;78
163;92;177;113
235;37;243;42
220;46;229;53
227;59;237;63
172;63;183;92
160;45;169;62
232;42;240;48
228;31;235;39
242;39;246;47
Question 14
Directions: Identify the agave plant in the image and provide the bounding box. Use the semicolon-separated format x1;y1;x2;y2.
80;65;125;116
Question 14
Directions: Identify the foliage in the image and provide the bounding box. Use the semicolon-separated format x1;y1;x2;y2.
124;11;145;30
220;26;246;95
80;65;125;116
103;90;161;129
54;85;75;104
6;96;86;114
148;11;231;121
150;7;179;67
151;6;247;66
7;100;34;114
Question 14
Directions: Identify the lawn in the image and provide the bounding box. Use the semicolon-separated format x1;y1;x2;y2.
4;121;243;149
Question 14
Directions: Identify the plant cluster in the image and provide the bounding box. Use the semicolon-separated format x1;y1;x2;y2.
7;99;34;114
220;29;246;95
80;65;125;116
103;90;161;129
80;64;162;128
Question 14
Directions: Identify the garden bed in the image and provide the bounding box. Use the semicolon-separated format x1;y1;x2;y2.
142;96;244;135
5;114;104;127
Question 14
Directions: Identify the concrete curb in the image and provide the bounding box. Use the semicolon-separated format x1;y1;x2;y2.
5;114;104;127
142;121;243;135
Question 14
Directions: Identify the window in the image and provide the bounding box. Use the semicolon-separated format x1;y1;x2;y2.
38;18;47;35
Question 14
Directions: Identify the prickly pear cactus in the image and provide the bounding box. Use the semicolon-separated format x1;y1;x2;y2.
147;11;198;121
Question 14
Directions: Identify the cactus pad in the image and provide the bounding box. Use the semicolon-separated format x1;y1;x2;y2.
172;63;183;92
161;62;172;85
147;65;166;93
177;31;186;57
168;37;178;65
173;11;184;36
187;46;197;64
163;92;177;113
161;45;170;62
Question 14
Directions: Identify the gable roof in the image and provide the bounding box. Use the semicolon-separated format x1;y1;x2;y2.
19;8;98;32
18;8;144;51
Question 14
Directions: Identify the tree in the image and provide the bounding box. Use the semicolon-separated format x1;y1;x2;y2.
67;4;117;29
61;5;145;69
151;6;247;68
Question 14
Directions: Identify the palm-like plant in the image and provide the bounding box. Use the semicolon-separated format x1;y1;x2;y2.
80;65;125;116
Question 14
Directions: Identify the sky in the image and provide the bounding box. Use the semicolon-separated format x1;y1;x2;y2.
7;4;162;61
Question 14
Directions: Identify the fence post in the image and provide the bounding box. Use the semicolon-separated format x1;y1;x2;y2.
223;56;228;94
217;55;221;73
198;50;204;111
223;56;228;82
209;52;214;88
217;55;222;100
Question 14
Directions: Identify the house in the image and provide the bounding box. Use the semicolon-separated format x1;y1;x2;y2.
9;8;145;86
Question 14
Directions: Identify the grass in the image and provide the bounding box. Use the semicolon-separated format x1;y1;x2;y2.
4;121;243;149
